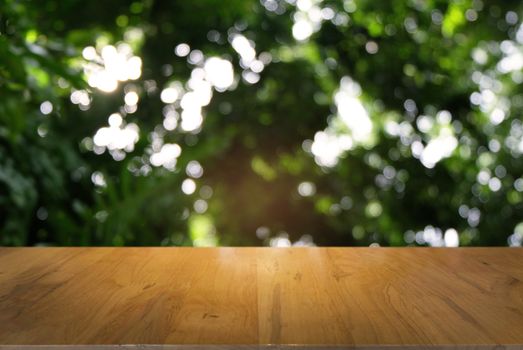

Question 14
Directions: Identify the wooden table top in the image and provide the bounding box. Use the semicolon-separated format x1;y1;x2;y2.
0;247;522;349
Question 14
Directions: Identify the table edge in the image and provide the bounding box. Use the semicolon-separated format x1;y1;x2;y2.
1;345;522;350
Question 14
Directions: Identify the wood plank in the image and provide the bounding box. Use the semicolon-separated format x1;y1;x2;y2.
0;247;522;349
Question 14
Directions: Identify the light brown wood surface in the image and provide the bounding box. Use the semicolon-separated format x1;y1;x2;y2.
0;247;522;349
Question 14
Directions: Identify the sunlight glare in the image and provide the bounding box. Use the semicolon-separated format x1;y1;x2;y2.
82;44;142;93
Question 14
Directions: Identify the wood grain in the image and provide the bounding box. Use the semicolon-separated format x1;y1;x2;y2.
0;247;522;349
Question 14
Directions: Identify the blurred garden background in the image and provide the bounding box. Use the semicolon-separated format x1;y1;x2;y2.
1;0;523;247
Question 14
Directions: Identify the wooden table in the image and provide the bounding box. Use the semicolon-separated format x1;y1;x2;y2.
0;248;522;349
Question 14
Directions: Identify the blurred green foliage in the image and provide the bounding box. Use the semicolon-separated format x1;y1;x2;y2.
1;0;523;247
